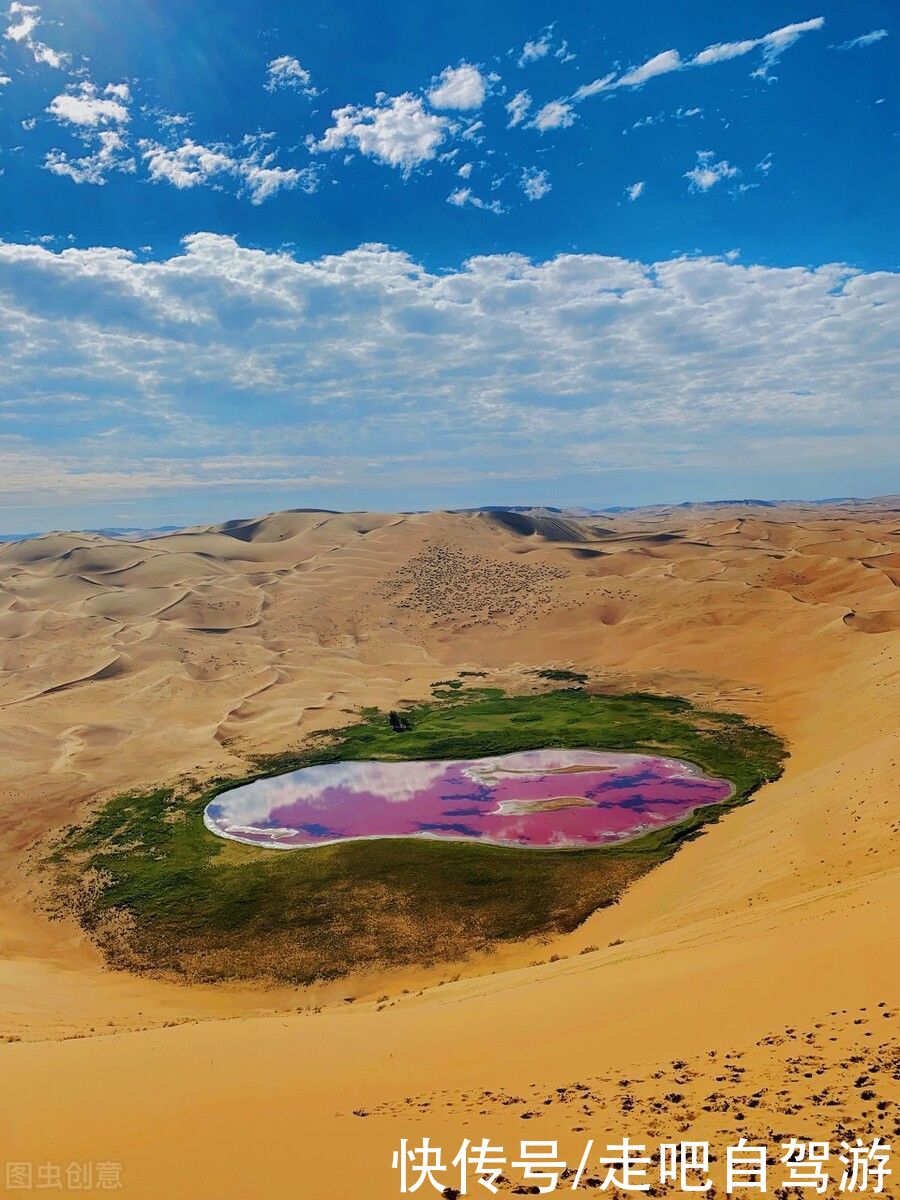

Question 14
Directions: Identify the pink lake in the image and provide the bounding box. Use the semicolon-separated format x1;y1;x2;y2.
203;749;733;851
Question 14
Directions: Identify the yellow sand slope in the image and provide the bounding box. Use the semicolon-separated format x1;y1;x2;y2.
0;501;897;1198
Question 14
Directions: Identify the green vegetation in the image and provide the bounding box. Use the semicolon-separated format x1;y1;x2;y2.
532;668;589;683
52;685;786;984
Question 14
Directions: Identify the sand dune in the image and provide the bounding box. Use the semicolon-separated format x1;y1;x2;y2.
0;500;897;1198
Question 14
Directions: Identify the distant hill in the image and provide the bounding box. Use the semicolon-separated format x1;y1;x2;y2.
0;525;183;544
3;495;897;543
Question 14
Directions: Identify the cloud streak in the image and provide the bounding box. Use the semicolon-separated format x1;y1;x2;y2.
833;29;888;51
556;16;825;125
692;17;825;77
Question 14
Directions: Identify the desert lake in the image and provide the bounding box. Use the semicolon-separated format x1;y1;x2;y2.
203;749;734;850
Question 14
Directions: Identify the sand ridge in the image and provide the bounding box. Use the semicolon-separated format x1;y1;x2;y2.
0;500;897;1197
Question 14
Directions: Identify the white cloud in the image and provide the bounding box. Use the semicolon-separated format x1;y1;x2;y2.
309;93;451;173
691;17;825;78
572;72;617;101
531;99;576;131
751;17;827;79
564;16;825;121
0;73;10;85
516;24;573;68
503;90;530;129
427;63;486;110
834;29;888;51
265;55;316;95
685;150;738;192
4;1;37;41
629;105;702;133
446;187;503;214
142;106;191;131
520;166;551;200
44;130;135;185
457;162;473;179
4;0;35;38
615;49;683;88
140;139;234;189
691;38;760;66
626;181;645;201
138;138;319;203
43;81;134;186
0;236;896;504
4;1;67;68
517;31;552;67
242;163;317;204
47;81;130;127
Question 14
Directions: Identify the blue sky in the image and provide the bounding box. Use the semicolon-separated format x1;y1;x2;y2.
0;1;897;530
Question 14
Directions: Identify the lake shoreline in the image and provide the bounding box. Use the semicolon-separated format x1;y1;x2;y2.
203;747;736;852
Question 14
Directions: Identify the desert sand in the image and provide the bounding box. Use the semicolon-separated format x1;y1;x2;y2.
0;501;897;1197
